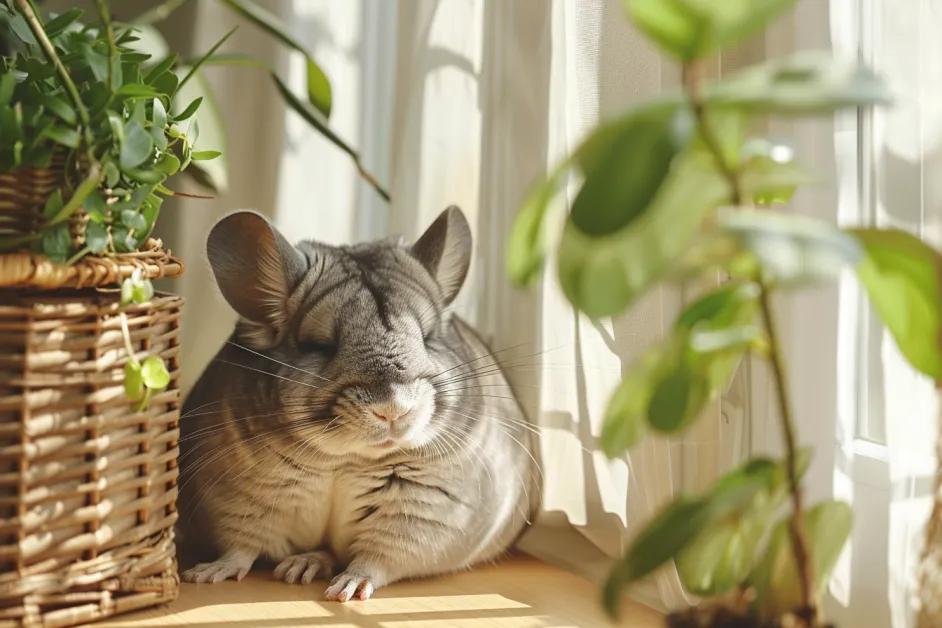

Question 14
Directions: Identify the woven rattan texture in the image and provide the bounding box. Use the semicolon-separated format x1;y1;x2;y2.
0;291;182;627
0;162;184;290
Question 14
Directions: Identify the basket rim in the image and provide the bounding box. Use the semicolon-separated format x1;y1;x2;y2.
0;238;184;290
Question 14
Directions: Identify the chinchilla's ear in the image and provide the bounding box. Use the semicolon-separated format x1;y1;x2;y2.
410;206;472;305
206;210;308;328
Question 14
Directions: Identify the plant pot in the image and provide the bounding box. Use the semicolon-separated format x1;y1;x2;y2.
0;289;183;627
0;159;184;291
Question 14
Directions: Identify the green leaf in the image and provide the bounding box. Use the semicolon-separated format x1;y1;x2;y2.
42;126;81;149
558;152;728;319
83;190;108;223
604;498;712;616
38;94;77;125
623;0;797;61
144;53;179;86
847;228;942;379
306;58;333;120
120;119;155;170
604;459;771;617
191;150;221;161
47;164;103;225
156;152;181;176
187;117;200;147
177;26;238;94
570;105;694;236
271;72;356;159
151;98;168;150
506;171;566;287
720;210;863;286
116;83;161;99
41;223;71;264
85;221;109;253
120;210;148;231
8;14;36;45
738;137;812;205
0;73;14;108
104;161;121;188
707;52;893;115
124;360;145;402
42;189;64;221
142;356;170;390
647;364;709;432
80;43;109;83
122;24;171;63
601;281;759;457
751;500;852;619
219;0;333;116
173;96;202;122
44;8;84;38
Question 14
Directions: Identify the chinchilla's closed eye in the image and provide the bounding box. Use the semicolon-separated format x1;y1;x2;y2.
296;335;338;356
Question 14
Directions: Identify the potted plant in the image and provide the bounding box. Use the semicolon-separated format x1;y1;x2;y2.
0;1;223;625
508;1;942;627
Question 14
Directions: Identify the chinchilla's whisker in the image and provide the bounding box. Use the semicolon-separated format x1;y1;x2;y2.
226;341;337;385
214;359;328;390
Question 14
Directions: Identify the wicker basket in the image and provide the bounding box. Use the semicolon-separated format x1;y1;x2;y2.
0;290;182;627
0;157;183;291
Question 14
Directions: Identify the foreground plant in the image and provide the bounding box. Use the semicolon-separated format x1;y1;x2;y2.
508;1;941;626
0;0;220;261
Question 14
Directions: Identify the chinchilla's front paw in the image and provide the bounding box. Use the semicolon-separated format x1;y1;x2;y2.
324;561;388;602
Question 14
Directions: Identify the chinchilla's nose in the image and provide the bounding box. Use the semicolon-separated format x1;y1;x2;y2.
369;402;412;423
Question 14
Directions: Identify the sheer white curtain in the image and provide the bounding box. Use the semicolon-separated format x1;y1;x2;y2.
387;0;759;613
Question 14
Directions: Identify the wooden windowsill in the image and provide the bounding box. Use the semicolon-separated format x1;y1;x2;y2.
97;555;663;627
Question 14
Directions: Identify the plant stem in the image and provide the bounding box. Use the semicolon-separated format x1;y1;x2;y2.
119;312;139;367
681;61;742;206
758;285;816;617
14;0;89;128
93;0;116;91
681;59;817;621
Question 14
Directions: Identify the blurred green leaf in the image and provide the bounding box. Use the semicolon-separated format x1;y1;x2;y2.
506;164;569;287
47;164;102;225
623;0;797;61
120;119;155;170
142;355;170;390
721;209;863;285
124;360;145;401
604;498;712;616
707;52;892;114
751;500;852;619
122;23;170;64
601;282;759;456
182;53;268;69
739;137;812;205
604;457;773;616
847;228;942;379
571;105;694;236
558;152;728;319
271;72;354;159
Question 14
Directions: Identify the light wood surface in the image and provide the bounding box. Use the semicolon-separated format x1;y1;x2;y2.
97;556;662;628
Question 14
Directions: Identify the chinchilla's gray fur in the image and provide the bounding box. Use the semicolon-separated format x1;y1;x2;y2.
177;207;538;602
